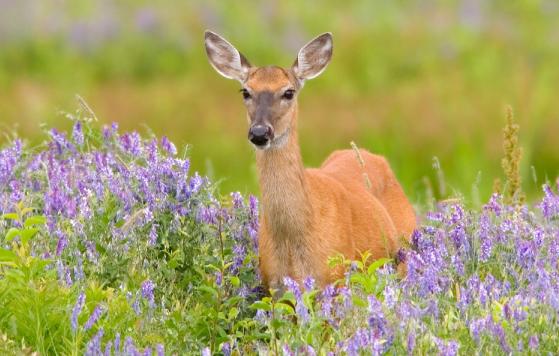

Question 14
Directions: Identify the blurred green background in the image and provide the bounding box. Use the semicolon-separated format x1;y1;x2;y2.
1;0;558;203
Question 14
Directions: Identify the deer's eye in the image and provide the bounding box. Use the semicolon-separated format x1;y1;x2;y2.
240;88;251;100
282;89;295;100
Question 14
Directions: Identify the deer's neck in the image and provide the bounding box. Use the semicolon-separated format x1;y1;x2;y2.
255;109;313;241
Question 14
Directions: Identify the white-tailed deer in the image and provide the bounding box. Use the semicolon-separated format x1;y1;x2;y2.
204;31;416;289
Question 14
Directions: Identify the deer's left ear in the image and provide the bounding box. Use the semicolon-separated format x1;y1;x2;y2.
205;30;251;83
292;33;333;83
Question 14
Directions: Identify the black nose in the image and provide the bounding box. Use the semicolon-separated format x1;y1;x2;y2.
248;125;273;146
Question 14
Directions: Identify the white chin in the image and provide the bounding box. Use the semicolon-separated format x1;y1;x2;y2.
252;142;271;150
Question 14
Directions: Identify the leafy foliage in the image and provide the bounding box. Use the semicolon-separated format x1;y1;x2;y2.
1;112;559;354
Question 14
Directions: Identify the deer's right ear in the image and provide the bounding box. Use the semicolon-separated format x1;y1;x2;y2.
292;32;333;83
204;31;251;83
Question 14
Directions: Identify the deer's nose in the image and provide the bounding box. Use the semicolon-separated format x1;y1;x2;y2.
248;125;273;146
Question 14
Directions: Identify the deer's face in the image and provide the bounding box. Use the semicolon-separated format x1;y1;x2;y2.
241;67;299;149
205;31;333;150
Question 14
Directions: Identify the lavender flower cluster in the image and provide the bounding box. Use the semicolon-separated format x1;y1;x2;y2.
253;184;559;355
0;118;260;354
2;116;559;354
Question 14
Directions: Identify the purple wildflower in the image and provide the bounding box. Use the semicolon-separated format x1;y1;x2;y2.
345;328;370;356
71;292;86;332
114;333;121;353
540;184;559;219
72;121;84;146
85;240;98;263
249;195;258;218
149;224;158;246
433;337;459;356
120;132;142;156
146;138;158;163
56;231;68;256
198;205;218;225
283;277;301;299
49;128;73;154
160;136;177;156
104;341;112;356
367;295;388;336
230;244;245;274
320;284;336;319
84;304;106;331
383;285;398;308
469;318;486;343
529;335;539;350
221;342;231;356
302;345;316;356
125;336;139;355
231;191;244;209
303;276;315;291
85;328;104;356
141;279;156;307
215;271;223;286
254;309;269;324
156;344;165;356
283;277;309;323
188;173;203;196
407;331;416;355
484;193;502;216
489;321;510;353
282;344;294;356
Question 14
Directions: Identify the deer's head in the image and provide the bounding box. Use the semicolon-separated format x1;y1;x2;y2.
204;31;333;150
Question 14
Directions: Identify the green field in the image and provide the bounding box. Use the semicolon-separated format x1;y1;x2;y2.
1;0;558;202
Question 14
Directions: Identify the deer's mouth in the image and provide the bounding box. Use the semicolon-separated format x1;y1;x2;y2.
252;142;271;150
249;135;270;147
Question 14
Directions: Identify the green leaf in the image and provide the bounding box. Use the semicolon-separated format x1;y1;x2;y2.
0;248;17;262
5;268;25;280
350;273;374;290
367;258;392;276
271;318;285;329
229;276;240;287
228;307;239;320
1;213;19;220
250;301;271;311
206;264;221;273
21;228;39;245
275;302;295;314
5;228;20;242
223;296;243;309
198;285;218;298
24;215;46;227
279;291;296;304
20;207;36;216
352;295;368;308
303;290;319;308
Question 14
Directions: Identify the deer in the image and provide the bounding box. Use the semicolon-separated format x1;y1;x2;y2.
204;31;416;290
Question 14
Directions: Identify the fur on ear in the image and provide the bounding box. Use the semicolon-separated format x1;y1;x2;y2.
204;31;251;82
293;33;333;82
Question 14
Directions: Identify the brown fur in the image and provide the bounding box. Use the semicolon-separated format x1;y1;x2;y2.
255;93;416;289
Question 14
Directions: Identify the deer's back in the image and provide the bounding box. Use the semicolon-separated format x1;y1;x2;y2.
319;149;417;241
258;150;416;288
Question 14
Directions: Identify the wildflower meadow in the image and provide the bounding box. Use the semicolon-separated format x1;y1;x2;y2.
1;102;558;355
